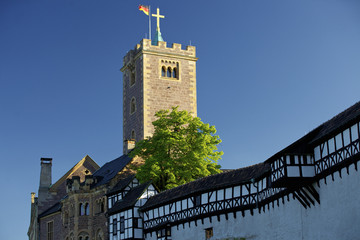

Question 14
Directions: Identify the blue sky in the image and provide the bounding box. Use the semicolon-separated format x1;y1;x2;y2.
1;1;360;239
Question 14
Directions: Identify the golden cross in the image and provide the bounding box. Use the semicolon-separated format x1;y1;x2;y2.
152;8;165;31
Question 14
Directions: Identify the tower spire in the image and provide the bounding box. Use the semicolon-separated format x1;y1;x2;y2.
151;8;165;45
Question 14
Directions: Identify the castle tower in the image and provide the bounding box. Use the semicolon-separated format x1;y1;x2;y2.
121;39;198;153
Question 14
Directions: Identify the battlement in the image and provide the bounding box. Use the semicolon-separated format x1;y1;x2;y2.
66;175;96;193
122;39;196;67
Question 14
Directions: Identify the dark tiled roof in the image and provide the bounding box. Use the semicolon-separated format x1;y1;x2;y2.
267;101;360;161
38;202;61;219
92;155;132;187
141;163;270;210
107;182;152;215
310;101;360;144
106;174;136;196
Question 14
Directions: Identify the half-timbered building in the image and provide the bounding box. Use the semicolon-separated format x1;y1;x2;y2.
107;177;157;240
137;101;360;240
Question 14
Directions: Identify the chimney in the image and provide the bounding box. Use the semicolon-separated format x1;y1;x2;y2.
124;139;135;155
39;158;52;188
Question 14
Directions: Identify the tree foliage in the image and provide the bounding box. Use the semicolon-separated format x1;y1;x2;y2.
129;107;223;191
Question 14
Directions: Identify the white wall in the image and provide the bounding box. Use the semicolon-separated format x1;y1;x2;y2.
145;163;360;240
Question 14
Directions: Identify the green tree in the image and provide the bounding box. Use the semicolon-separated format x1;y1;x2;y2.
129;107;223;191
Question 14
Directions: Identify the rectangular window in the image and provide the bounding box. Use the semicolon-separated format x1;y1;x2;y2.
113;218;117;235
194;195;201;207
205;227;213;240
120;216;125;233
47;221;53;240
133;218;138;228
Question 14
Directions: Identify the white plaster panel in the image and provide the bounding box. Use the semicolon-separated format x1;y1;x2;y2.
202;193;208;204
328;138;335;154
301;166;315;177
287;166;300;177
351;123;359;141
343;129;350;146
225;187;232;199
217;189;224;201
335;133;343;150
232;186;239;197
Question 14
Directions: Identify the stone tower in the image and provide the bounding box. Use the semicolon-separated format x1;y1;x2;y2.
121;39;198;153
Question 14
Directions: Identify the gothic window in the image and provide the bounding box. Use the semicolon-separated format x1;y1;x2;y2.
162;66;166;77
79;203;83;216
172;67;177;78
167;67;172;77
120;216;125;234
100;201;104;213
47;221;53;240
205;227;213;240
84;203;89;215
131;130;136;140
130;97;136;114
113;218;118;235
96;229;104;240
130;71;135;86
78;232;89;240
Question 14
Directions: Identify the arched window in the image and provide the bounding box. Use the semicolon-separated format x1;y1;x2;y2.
161;66;166;77
130;71;135;86
79;203;83;216
172;67;177;78
84;203;89;215
100;202;104;213
167;67;172;78
131;130;135;140
130;97;136;114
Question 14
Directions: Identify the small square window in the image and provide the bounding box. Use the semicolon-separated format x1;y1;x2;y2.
205;227;213;240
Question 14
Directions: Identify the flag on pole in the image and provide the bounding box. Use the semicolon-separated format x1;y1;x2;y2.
139;5;149;15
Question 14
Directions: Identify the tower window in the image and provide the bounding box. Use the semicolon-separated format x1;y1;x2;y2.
84;203;89;215
167;67;172;78
130;97;136;114
172;67;177;78
161;66;166;77
79;203;83;216
131;130;136;140
130;71;135;86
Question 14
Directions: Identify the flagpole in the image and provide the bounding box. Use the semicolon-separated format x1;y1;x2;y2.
149;6;151;40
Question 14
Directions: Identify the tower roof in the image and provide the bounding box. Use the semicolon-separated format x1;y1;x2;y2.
152;29;164;45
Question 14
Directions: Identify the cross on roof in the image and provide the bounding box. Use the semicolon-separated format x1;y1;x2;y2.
152;8;165;32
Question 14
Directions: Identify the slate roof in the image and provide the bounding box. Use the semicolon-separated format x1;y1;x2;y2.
107;182;152;215
266;101;360;161
38;202;61;219
141;162;270;210
92;154;132;187
310;101;360;144
106;174;136;196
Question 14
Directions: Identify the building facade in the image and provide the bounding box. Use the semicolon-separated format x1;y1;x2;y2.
29;22;360;240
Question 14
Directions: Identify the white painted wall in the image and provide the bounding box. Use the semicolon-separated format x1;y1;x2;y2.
145;164;360;240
